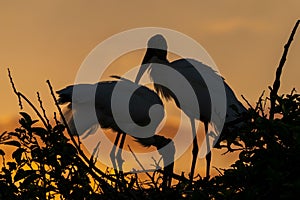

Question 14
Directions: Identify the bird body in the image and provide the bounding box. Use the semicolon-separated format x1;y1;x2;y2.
147;58;246;124
135;34;247;180
57;79;164;137
56;78;173;183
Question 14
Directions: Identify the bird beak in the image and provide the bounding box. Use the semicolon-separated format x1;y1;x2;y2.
135;62;150;84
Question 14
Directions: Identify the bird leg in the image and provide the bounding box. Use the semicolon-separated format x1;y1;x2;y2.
110;132;121;178
190;118;198;183
116;133;126;180
204;122;211;179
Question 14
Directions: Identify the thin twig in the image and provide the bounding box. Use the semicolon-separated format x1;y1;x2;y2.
241;95;253;110
8;68;22;109
127;145;154;181
156;169;189;182
8;69;48;128
221;148;244;155
53;112;60;126
255;91;265;116
212;166;224;176
269;20;300;120
255;91;265;110
37;92;50;128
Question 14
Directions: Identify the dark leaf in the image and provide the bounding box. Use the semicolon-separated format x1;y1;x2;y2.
14;169;36;182
53;124;65;133
8;132;20;137
0;131;7;139
7;162;17;171
3;140;21;147
12;148;26;163
22;172;39;187
0;149;5;156
31;127;48;138
19;112;32;124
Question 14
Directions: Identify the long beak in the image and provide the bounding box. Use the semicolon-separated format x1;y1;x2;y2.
135;62;150;84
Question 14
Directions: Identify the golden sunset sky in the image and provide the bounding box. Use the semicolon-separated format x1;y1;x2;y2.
0;1;299;176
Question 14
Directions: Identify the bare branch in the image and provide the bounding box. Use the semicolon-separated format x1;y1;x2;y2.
269;20;300;119
127;145;154;182
37;92;50;128
8;68;22;109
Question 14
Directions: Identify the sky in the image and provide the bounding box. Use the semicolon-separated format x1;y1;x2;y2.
0;0;300;176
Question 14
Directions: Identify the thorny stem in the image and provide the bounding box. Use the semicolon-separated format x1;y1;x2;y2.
8;68;22;109
37;92;50;128
8;69;49;129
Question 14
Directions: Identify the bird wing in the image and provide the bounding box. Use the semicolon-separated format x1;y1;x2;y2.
57;83;100;105
57;80;164;137
170;58;222;89
169;58;246;122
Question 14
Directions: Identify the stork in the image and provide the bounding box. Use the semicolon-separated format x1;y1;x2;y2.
135;34;246;181
56;77;175;184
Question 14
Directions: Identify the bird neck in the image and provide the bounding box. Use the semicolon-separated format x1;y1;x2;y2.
142;48;167;64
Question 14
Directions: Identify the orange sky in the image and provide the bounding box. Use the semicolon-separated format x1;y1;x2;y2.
0;1;300;176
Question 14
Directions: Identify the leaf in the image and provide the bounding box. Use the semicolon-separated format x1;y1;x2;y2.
231;140;243;148
31;127;48;139
19;112;32;124
0;149;5;156
22;172;39;187
19;112;39;128
14;169;36;182
12;148;26;163
3;140;21;147
8;132;20;137
19;118;27;127
53;124;65;133
0;131;7;139
64;143;78;156
7;162;17;171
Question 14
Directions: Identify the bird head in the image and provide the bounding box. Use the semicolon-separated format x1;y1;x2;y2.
147;34;168;51
135;34;168;84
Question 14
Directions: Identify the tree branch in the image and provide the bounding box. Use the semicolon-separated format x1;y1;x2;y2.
269;20;300;120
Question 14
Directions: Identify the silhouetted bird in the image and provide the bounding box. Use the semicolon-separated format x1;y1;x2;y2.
56;77;174;182
135;34;247;180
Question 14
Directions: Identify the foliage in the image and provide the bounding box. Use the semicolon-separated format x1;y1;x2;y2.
0;112;105;199
1;85;299;200
211;90;300;199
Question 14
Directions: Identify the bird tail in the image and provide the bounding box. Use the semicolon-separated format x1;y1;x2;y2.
60;103;99;137
56;85;74;104
224;82;247;127
56;86;99;137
